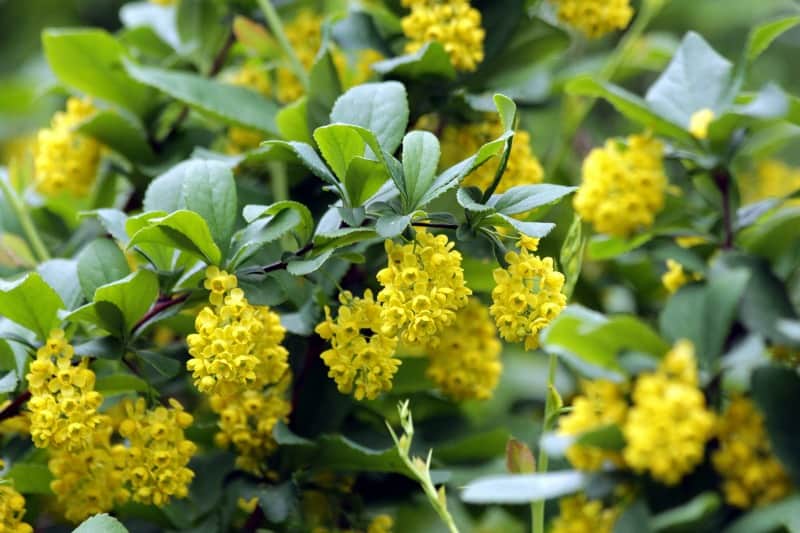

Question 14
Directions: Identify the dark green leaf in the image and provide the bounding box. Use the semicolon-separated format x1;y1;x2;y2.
77;109;156;164
137;350;181;378
751;366;800;484
182;160;238;249
371;42;456;80
77;239;131;301
650;492;722;533
307;48;343;133
94;270;159;335
242;201;314;242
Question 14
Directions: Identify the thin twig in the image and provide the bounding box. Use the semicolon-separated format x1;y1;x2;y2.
0;390;31;422
131;293;190;334
411;222;458;230
243;505;265;532
238;242;314;276
714;167;735;249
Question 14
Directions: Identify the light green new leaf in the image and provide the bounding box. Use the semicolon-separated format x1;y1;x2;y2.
559;215;585;299
344;156;390;207
461;470;586;504
0;272;64;340
276;97;312;143
7;463;53;495
401;131;441;210
255;141;339;187
182;160;238;250
313;124;367;180
73;514;129;533
77;239;131;301
43;29;153;116
94;269;159;335
124;61;279;134
371;42;456;80
745;16;800;64
243;201;314;242
77;109;156;164
330;81;409;153
493;94;517;132
128;210;222;265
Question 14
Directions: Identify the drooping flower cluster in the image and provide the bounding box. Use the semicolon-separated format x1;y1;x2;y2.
400;0;485;72
377;231;472;346
0;461;33;533
550;493;619;533
490;239;567;350
25;329;106;452
712;396;792;508
187;267;289;395
551;0;634;39
623;340;715;485
34;97;101;197
317;290;401;400
118;398;196;506
425;298;502;400
573;133;667;238
662;259;701;294
557;380;628;470
210;374;292;474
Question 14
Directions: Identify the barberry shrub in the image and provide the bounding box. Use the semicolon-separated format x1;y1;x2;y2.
1;1;800;532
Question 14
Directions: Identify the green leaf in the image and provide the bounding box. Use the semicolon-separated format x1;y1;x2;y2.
489;184;577;215
344;156;390;207
575;424;625;450
242;201;314;242
307;48;343;133
461;470;586;504
566;77;692;143
0;370;17;393
376;214;412;239
276;96;312;143
493;94;517;132
83;209;129;243
0;272;64;340
650;492;722;533
751;366;800;485
506;439;536;474
232;16;276;56
120;2;180;51
76;109;156;164
176;0;227;73
255;482;296;524
723;494;800;533
6;463;54;495
73;514;129;533
330;81;409;153
128;210;222;265
255;141;339;187
560;215;586;300
136;350;181;378
94;270;159;335
38;259;82;311
313;227;378;253
371;42;456;80
95;373;151;395
737;259;798;345
124;61;279;134
645;32;734;127
77;239;131;301
313;124;367;180
286;249;334;276
182;160;238;250
401;131;441;210
745;16;800;64
230;211;304;268
587;233;653;261
43;29;153;116
485;213;555;238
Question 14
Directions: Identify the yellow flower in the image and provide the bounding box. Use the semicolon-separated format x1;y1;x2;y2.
557;380;628;471
210;374;292;474
401;0;485;72
740;159;800;205
187;267;289;395
317;290;401;400
550;493;619;533
26;330;107;452
367;514;394;533
675;235;708;248
276;9;323;103
623;340;715;485
712;396;792;508
34;97;101;197
0;476;33;533
426;298;502;401
118;398;196;506
49;421;130;523
377;230;472;346
224;63;272;154
573;133;667;238
490;248;566;351
238;496;259;514
689;108;715;140
661;259;702;294
552;0;634;39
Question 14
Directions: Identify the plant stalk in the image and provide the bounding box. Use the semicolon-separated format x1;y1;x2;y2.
257;0;309;90
0;174;50;262
531;352;559;533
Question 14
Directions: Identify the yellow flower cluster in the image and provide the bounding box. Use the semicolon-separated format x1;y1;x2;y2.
689;108;715;140
401;0;485;72
277;9;322;102
118;398;196;506
557;380;628;470
741;159;800;205
573;133;667;238
225;63;272;154
552;0;634;39
49;423;130;523
317;290;401;400
425;117;544;193
425;298;502;400
187;267;289;395
550;494;619;533
662;259;702;294
377;231;472;346
0;461;33;533
712;396;791;508
210;374;292;474
26;330;106;452
34;97;101;197
490;240;567;350
623;340;715;485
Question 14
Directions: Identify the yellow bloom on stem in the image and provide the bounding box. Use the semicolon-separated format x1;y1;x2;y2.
367;514;394;533
187;267;289;395
712;396;792;508
0;466;33;533
573;133;667;238
377;230;472;346
490;247;566;351
622;340;715;485
210;374;292;474
661;259;702;294
557;380;628;471
401;0;485;72
316;290;401;400
550;493;619;533
552;0;634;38
34;97;101;197
26;329;106;452
425;298;502;401
118;398;196;506
740;159;800;205
689;108;715;140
